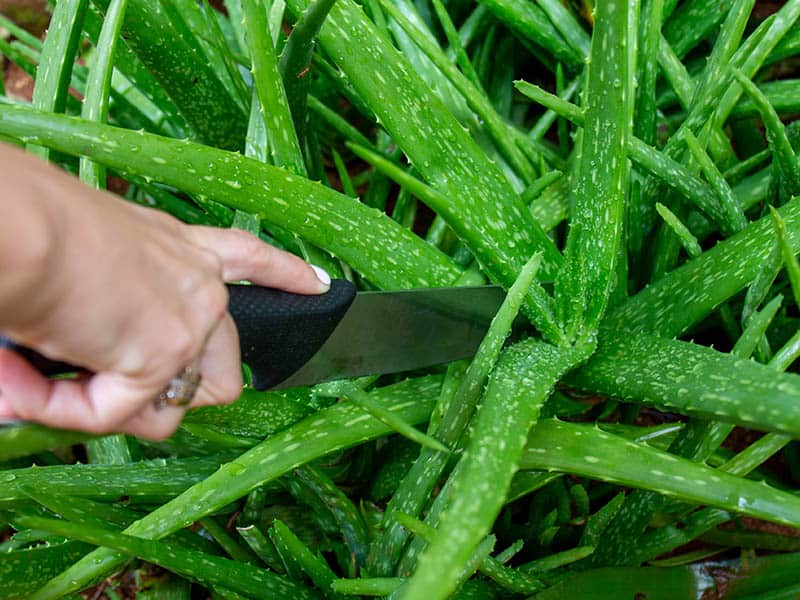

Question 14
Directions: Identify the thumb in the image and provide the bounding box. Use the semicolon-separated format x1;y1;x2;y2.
0;347;49;420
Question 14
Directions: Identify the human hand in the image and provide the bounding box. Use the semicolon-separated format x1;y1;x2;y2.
0;146;330;439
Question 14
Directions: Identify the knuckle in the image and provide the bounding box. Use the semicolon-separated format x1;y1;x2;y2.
216;373;243;404
168;326;199;366
202;282;229;322
177;268;208;296
87;412;125;435
141;420;180;440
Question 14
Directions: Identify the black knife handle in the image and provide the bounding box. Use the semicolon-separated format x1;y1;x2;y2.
0;279;356;391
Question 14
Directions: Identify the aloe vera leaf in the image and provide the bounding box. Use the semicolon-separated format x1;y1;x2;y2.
730;79;800;119
0;41;36;75
655;203;702;257
17;515;315;599
529;74;581;141
514;80;585;124
237;524;284;571
184;388;314;440
535;0;589;58
28;0;87;159
682;130;747;233
399;339;592;600
28;376;440;599
656;35;694;110
0;423;92;461
0;15;44;50
769;329;800;371
569;331;800;437
724;148;771;183
271;519;344;599
82;1;187;134
521;419;800;527
158;0;249;112
367;253;543;575
656;37;734;163
307;95;375;150
528;174;570;233
0;541;92;600
680;0;757;137
90;0;246;149
578;492;626;548
603;194;800;337
0;107;461;289
700;527;800;551
521;170;563;206
291;465;370;568
86;434;132;465
770;208;800;309
506;471;563;503
278;0;337;140
332;577;404;595
713;1;800;130
633;0;663;146
735;71;800;200
18;489;221;554
722;431;791;476
530;564;705;599
337;383;447;453
475;0;582;70
198;516;260;563
330;148;355;197
519;545;597;575
735;295;783;361
0;455;229;508
80;0;127;191
200;0;252;108
555;0;635;338
136;575;192;600
395;513;542;595
286;0;564;284
268;521;312;581
242;0;304;175
627;137;734;232
429;0;480;90
663;0;735;58
376;0;538;185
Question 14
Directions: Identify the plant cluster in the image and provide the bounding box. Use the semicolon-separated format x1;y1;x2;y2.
3;0;800;597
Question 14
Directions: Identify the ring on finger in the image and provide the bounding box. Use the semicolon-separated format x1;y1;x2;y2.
155;361;202;409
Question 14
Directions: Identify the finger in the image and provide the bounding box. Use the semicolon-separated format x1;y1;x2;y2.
186;227;331;294
191;313;242;408
0;347;53;422
115;402;187;440
0;348;173;433
0;352;19;418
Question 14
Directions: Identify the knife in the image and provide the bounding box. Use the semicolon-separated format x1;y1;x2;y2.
0;280;510;391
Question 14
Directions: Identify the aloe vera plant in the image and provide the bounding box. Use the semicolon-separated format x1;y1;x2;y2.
4;0;800;597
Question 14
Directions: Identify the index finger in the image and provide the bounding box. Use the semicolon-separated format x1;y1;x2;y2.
186;227;331;294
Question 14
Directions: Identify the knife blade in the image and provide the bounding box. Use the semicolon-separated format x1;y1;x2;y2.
0;280;510;391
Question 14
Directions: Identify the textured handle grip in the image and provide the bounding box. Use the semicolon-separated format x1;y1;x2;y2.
230;279;356;389
0;279;356;391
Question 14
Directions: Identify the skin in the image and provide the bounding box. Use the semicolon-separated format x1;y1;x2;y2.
0;143;330;439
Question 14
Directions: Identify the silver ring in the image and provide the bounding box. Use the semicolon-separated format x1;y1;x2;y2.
156;363;202;409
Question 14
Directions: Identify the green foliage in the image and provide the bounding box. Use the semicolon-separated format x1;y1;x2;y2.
3;0;800;596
